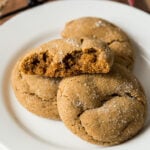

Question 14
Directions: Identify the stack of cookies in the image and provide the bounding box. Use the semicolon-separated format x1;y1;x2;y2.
11;17;147;146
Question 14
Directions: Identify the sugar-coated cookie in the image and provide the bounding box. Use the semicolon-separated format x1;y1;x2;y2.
11;60;61;120
57;64;146;146
62;17;134;70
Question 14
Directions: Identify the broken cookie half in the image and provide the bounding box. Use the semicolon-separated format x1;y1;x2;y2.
20;38;114;77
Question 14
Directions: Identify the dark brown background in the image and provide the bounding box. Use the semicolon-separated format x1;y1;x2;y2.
0;0;150;25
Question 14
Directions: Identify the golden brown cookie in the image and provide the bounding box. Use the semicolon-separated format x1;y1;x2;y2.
19;38;114;77
57;64;147;146
11;60;61;120
62;17;134;70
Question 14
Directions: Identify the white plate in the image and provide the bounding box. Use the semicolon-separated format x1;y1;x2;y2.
0;0;150;150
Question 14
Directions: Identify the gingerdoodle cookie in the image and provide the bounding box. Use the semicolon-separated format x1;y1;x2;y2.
62;17;134;70
19;38;114;77
57;64;147;146
11;60;61;120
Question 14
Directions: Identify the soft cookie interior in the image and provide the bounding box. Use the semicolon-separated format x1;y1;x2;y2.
19;38;114;77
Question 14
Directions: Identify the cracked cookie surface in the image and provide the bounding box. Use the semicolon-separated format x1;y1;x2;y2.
11;60;61;120
19;38;114;77
61;17;134;70
57;64;147;146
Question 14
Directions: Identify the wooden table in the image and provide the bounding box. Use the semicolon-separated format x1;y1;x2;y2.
0;0;150;25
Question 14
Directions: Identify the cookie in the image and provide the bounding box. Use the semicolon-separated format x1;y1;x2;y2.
11;60;61;120
19;38;114;77
61;17;134;70
57;64;146;146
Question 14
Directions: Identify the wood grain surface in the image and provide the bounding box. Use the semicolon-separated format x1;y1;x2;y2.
0;0;150;25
